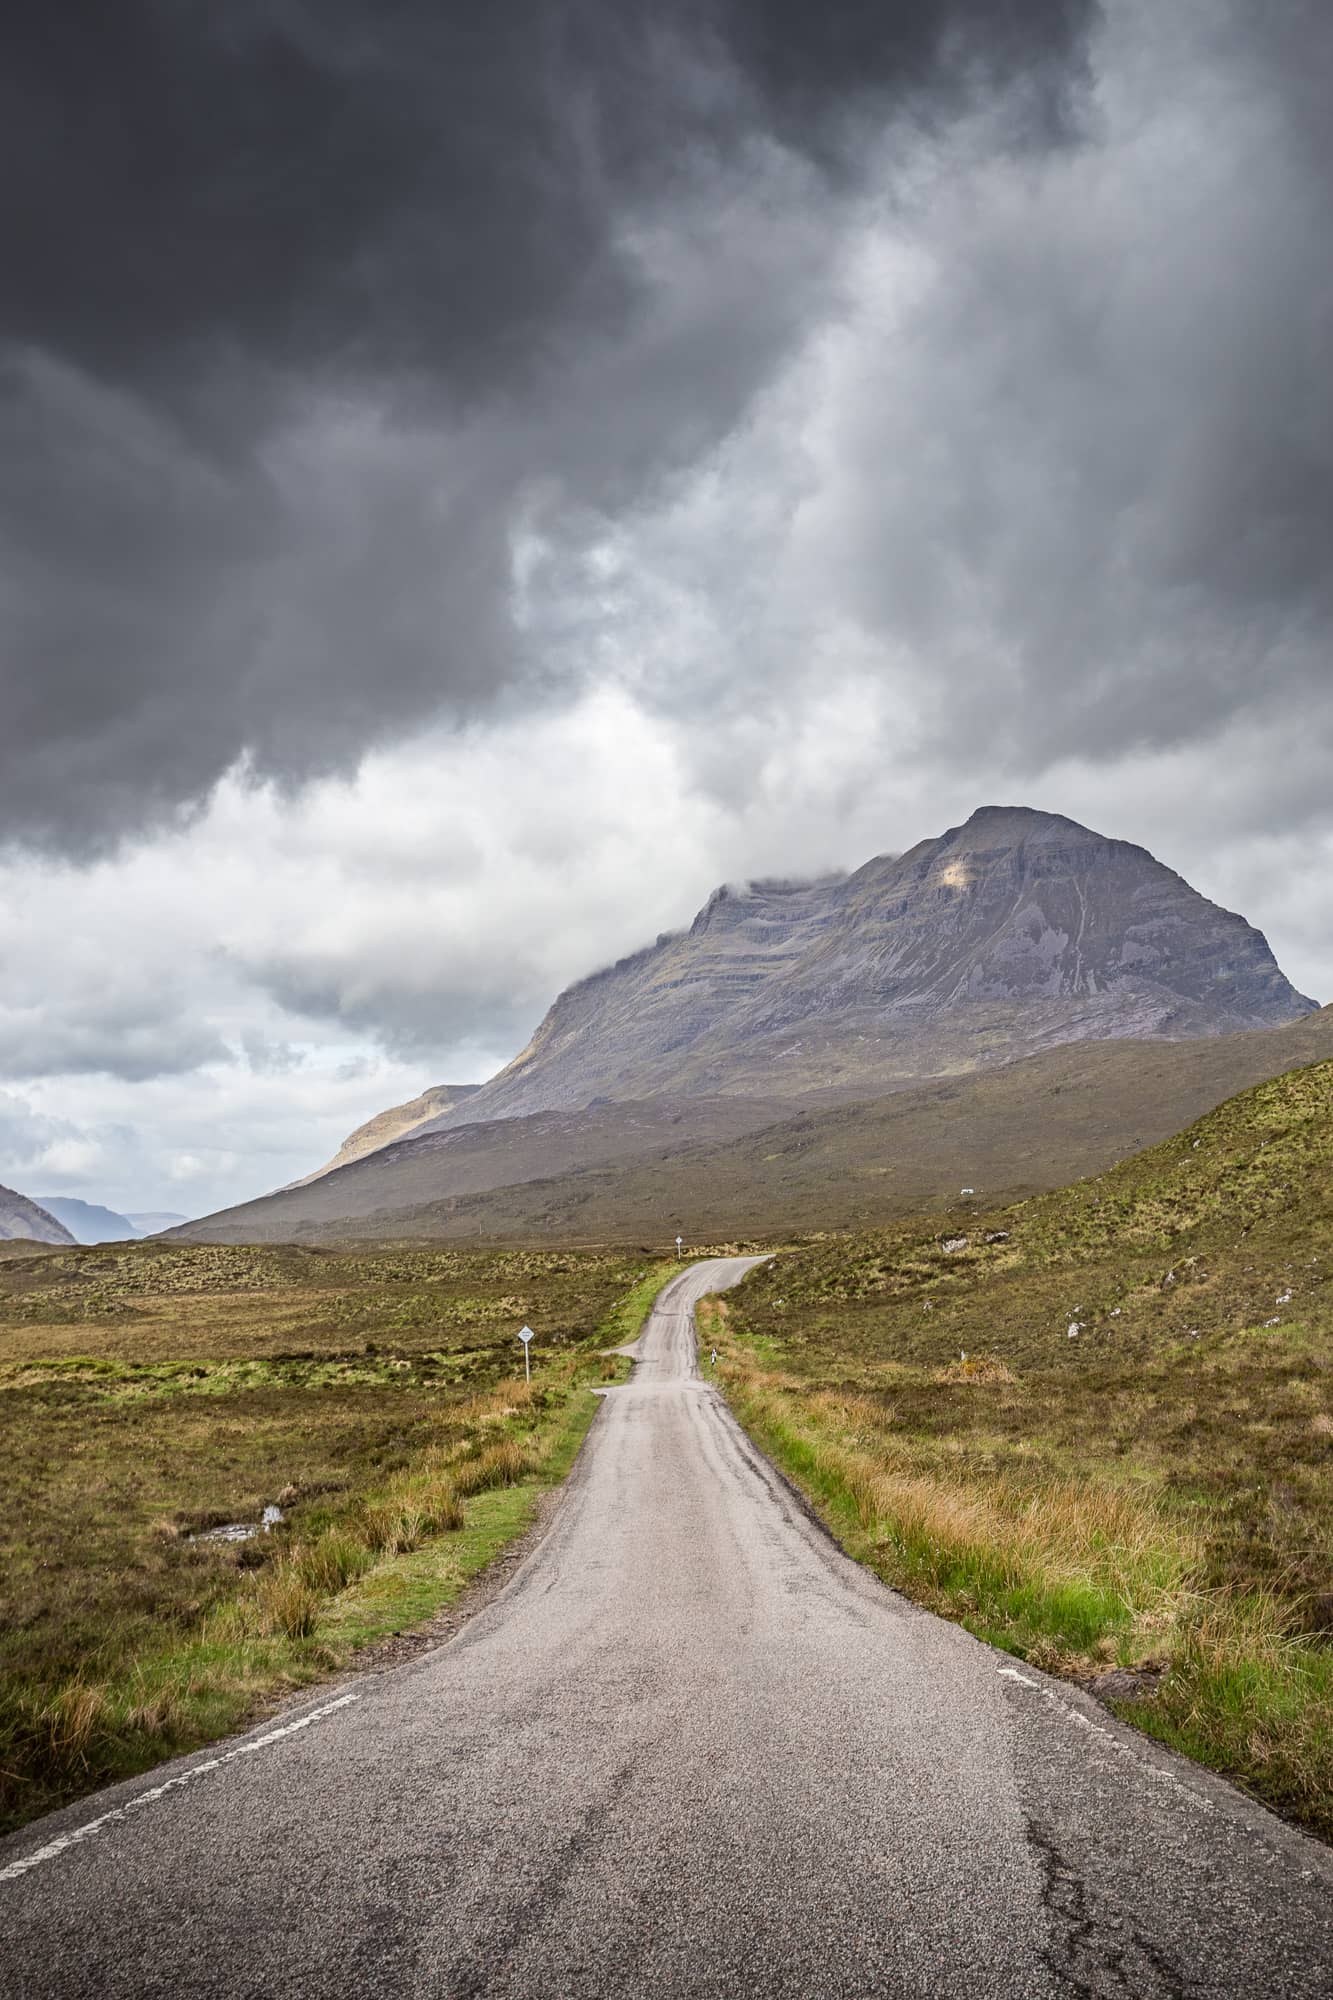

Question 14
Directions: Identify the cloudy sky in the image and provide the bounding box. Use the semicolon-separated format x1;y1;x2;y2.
2;0;1331;1218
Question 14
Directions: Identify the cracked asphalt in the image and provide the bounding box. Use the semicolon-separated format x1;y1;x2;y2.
3;1257;1332;1997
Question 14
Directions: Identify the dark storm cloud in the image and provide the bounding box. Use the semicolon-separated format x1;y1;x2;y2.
241;944;535;1063
0;0;1097;851
0;955;229;1081
4;3;1092;393
815;0;1333;780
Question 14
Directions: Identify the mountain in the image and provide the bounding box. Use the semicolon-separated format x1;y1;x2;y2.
34;1196;140;1244
124;1212;190;1235
290;1084;483;1186
0;1185;76;1246
448;806;1316;1121
176;805;1318;1246
174;1006;1333;1245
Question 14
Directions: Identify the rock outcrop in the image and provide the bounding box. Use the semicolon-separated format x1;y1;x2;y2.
289;1083;483;1186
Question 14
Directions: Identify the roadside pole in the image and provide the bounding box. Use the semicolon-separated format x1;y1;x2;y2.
518;1324;534;1383
675;1234;683;1258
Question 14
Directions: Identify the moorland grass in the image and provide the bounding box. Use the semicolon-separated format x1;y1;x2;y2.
706;1057;1333;1840
0;1241;674;1833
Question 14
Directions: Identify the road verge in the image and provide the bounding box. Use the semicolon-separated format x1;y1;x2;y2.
700;1289;1333;1846
1;1257;681;1836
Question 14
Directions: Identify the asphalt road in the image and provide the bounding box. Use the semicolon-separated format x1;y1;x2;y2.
3;1258;1332;1998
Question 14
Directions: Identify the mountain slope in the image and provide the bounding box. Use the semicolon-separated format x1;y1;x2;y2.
290;1084;483;1186
0;1185;77;1246
171;1094;795;1243
176;1006;1333;1245
458;807;1315;1120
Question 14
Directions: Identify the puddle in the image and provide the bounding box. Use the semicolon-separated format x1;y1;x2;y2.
191;1503;283;1545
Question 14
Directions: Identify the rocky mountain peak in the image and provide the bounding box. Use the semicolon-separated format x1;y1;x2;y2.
296;809;1315;1148
455;808;1314;1120
820;806;1304;1024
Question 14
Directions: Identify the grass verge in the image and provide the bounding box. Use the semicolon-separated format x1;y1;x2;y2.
699;1060;1333;1842
708;1317;1333;1842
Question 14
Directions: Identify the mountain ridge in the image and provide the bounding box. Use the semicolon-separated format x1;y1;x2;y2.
34;1196;141;1244
173;1006;1333;1246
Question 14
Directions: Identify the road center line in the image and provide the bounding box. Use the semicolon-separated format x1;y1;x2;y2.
0;1692;361;1884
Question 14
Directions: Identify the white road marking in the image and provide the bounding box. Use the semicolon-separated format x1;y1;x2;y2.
0;1692;361;1884
997;1664;1212;1814
995;1661;1321;1877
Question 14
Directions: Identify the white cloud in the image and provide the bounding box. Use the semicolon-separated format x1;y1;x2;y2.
37;1137;107;1181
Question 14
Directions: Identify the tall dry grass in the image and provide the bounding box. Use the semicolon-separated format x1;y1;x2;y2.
360;1476;466;1555
721;1351;1333;1836
452;1438;537;1496
730;1364;1200;1660
256;1560;321;1640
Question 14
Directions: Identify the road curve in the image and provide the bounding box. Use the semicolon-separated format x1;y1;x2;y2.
3;1257;1332;1998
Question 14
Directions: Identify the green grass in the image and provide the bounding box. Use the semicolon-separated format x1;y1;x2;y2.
706;1055;1333;1841
0;1240;656;1834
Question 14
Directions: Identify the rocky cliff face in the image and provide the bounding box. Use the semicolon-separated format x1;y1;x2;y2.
0;1184;77;1245
461;807;1316;1118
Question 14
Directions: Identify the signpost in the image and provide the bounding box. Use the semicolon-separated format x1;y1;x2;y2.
518;1324;534;1383
675;1235;683;1257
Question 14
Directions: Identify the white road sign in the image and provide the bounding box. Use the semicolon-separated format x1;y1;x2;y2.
518;1323;535;1381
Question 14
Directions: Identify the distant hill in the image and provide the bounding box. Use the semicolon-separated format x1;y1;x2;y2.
28;1202;191;1243
288;1084;483;1187
0;1185;76;1246
175;1006;1333;1245
34;1197;140;1244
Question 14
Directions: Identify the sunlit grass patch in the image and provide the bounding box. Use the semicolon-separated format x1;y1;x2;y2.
932;1353;1016;1386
